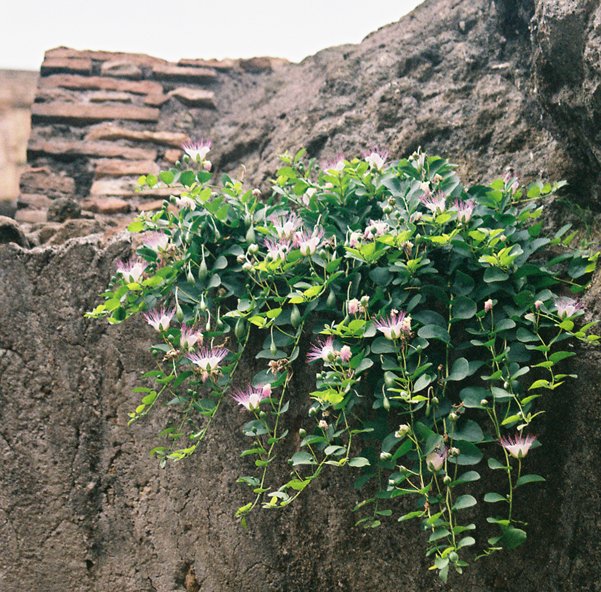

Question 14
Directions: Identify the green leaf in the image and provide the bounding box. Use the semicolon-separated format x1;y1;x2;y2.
413;372;435;392
418;324;450;343
453;297;477;320
349;456;371;467
453;494;477;510
290;451;316;466
484;492;507;503
451;470;480;486
460;386;488;408
453;420;484;443
447;357;470;381
452;271;475;296
499;525;527;550
484;267;509;282
515;474;546;488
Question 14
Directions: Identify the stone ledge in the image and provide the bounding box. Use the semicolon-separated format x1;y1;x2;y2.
39;74;162;95
152;64;217;82
167;87;216;108
85;124;188;146
31;103;160;124
41;57;93;75
94;159;159;177
28;139;157;160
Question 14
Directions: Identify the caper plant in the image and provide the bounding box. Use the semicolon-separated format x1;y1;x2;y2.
88;142;598;581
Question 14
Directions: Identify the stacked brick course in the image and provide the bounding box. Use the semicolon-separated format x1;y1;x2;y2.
18;47;286;223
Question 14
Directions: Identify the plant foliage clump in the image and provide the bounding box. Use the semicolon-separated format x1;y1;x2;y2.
88;145;598;581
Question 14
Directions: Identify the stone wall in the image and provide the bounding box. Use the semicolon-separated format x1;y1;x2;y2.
17;47;287;223
0;70;37;213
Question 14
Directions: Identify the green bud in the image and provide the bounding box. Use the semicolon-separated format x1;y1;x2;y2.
326;290;336;308
270;339;278;356
290;305;301;329
449;551;459;563
480;399;488;406
384;372;397;387
443;475;452;485
431;396;439;405
298;428;307;438
198;258;208;280
245;226;256;243
175;302;184;323
449;412;459;422
380;451;392;461
235;318;246;341
383;396;391;411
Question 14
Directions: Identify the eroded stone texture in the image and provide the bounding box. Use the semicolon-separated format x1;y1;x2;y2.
0;236;600;592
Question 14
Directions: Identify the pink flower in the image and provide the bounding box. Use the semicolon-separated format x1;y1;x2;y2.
426;446;447;472
264;238;291;262
143;232;170;252
484;299;493;313
143;307;175;332
294;226;323;256
347;298;362;315
307;336;337;363
232;384;272;411
322;154;345;174
187;347;229;382
555;297;582;318
270;212;302;241
534;300;543;310
420;192;447;214
182;139;211;162
339;345;352;363
363;149;388;170
180;324;203;350
500;433;536;459
116;258;146;283
347;231;362;248
454;199;475;223
375;310;412;340
363;219;388;240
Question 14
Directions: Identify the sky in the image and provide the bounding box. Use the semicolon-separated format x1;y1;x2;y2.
1;0;425;71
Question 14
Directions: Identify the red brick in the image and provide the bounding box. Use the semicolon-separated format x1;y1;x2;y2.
85;124;187;146
41;57;93;75
39;74;162;95
167;87;216;108
32;102;160;124
95;159;159;177
152;64;217;82
28;139;157;160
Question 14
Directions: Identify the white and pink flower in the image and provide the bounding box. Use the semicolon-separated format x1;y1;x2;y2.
143;232;170;252
182;139;211;162
420;192;447;214
307;336;338;363
322;154;346;174
375;310;412;340
363;149;388;171
264;238;291;263
187;347;229;382
116;258;147;283
143;307;175;332
555;297;582;318
454;199;475;223
270;212;302;241
500;433;536;459
179;324;203;350
363;219;388;240
294;227;323;257
232;384;272;411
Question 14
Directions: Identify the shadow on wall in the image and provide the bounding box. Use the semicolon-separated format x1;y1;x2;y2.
0;70;37;216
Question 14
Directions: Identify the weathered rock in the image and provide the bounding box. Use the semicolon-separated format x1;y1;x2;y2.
14;208;47;223
88;92;134;103
47;197;82;222
178;57;238;70
19;167;75;198
46;218;104;244
0;215;28;246
17;193;53;209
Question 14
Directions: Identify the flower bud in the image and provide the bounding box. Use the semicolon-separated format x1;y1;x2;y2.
480;399;488;406
242;262;253;272
248;243;259;255
449;447;460;457
380;452;392;461
203;160;212;171
318;420;328;430
298;428;307;438
449;412;459;422
431;396;439;405
534;300;543;310
252;188;261;197
443;475;452;485
395;424;411;438
484;299;493;313
308;407;318;417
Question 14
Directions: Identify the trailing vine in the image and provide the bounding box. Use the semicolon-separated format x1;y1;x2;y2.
88;143;599;581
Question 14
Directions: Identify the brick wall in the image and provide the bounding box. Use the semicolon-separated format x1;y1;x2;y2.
0;70;38;212
18;47;287;223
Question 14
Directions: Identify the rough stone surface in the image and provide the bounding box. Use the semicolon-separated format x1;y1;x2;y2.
0;215;28;246
31;103;160;124
47;197;82;222
167;87;216;108
85;124;189;146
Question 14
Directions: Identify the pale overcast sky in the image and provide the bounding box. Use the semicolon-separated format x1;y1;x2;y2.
1;0;424;70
